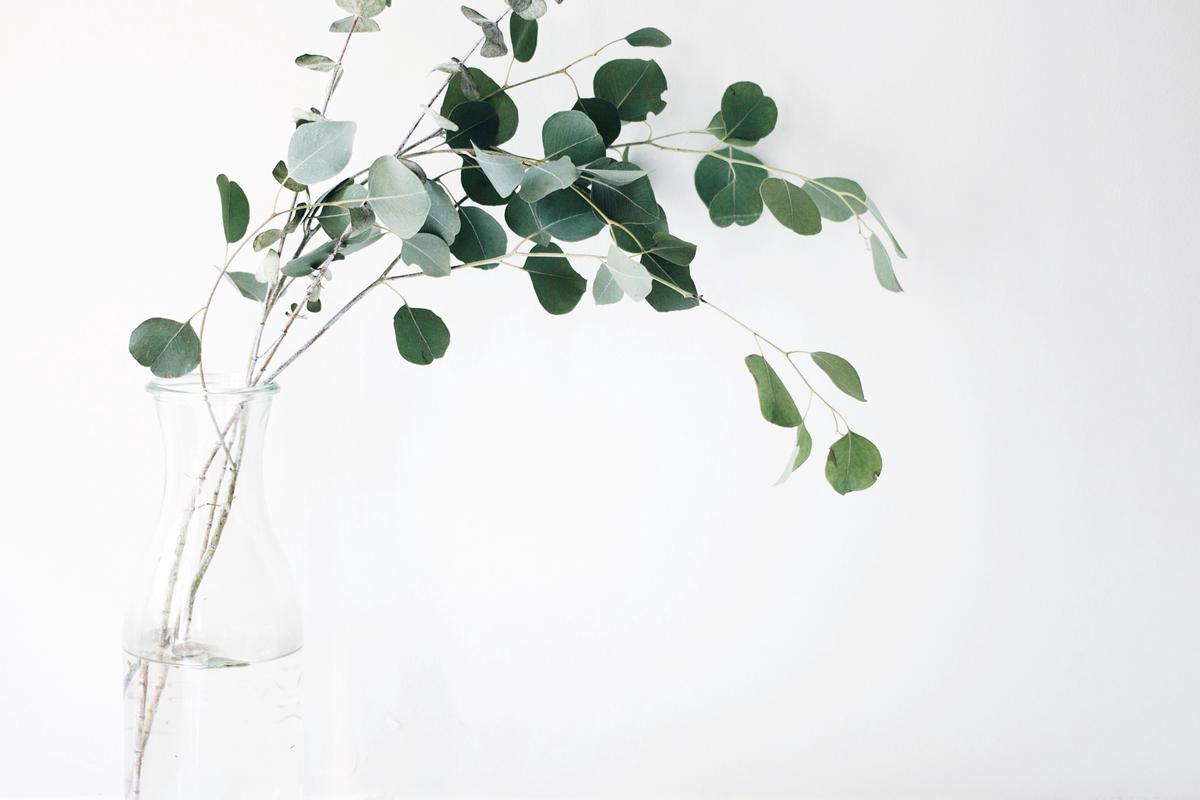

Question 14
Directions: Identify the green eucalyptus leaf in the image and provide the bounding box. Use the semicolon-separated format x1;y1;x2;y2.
460;156;508;205
226;271;269;302
592;264;623;305
775;421;814;485
420;180;462;244
591;162;659;224
447;101;500;148
745;354;802;427
593;58;668;122
368;155;431;239
510;14;538;62
401;232;452;277
330;15;380;32
505;188;604;243
719;81;777;144
282;228;383;276
582;156;646;185
613;203;669;252
518;156;579;203
694;146;766;226
128;318;201;379
825;432;883;495
216;174;249;244
542;110;605;166
525;243;586;315
286;120;357;185
760;177;821;235
625;27;671;47
252;228;283;253
393;305;450;365
473;146;525;197
272;160;306;192
603;244;652;301
442;68;518;144
811;351;866;401
646;232;696;265
450;206;507;269
572;97;622;146
295;53;336;71
866;197;906;259
318;183;367;239
802;177;868;222
643;253;698;312
870;233;903;292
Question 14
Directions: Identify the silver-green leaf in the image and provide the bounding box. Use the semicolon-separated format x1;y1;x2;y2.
401;232;452;278
286;120;357;185
368;155;431;239
518;157;579;203
473;146;525;197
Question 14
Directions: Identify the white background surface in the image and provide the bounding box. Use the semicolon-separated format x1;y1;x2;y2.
2;0;1199;797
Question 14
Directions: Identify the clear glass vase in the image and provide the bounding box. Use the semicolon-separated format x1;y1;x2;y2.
123;376;302;799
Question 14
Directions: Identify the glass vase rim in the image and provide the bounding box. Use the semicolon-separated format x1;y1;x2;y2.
146;374;280;398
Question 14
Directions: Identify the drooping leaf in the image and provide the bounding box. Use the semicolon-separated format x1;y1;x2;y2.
718;81;777;144
592;265;623;305
450;206;507;268
330;15;381;33
286;120;357;185
825;432;883;495
572;97;622;146
473;146;525;197
272;160;306;193
625;27;671;47
505;188;604;243
582;156;646;186
420;180;462;244
591;162;659;224
646;232;696;265
510;14;538;62
216;174;249;244
542;110;606;166
870;233;903;292
866;197;906;259
401;232;452;277
318;183;368;239
252;228;282;253
744;354;802;427
760;177;821;235
525;243;586;314
694;147;767;227
461;156;508;206
128;318;201;379
446;101;500;148
811;351;866;401
603;244;652;301
802;177;868;222
226;271;269;303
518;157;579;203
643;253;698;312
461;6;508;58
336;0;387;17
393;305;450;365
593;58;668;122
441;68;518;144
368;155;431;239
295;54;337;71
775;421;813;485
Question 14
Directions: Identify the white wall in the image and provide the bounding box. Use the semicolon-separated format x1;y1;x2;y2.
2;0;1198;796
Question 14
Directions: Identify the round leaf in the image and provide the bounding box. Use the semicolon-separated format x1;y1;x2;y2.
450;206;507;269
368;155;431;239
441;68;518;144
825;432;883;495
446;101;500;149
286;120;357;185
505;189;604;243
129;318;201;379
572;97;622;146
525;243;586;315
393;305;450;366
593;58;668;122
401;232;452;277
542;110;606;166
719;81;778;144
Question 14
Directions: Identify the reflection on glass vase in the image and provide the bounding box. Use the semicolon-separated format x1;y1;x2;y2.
123;377;302;799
